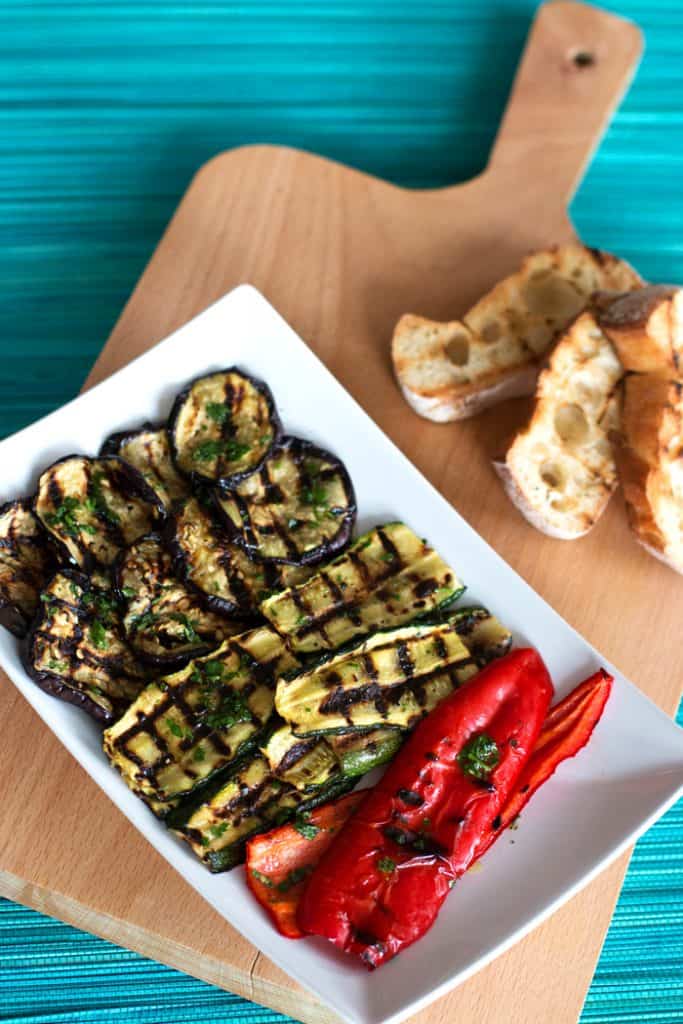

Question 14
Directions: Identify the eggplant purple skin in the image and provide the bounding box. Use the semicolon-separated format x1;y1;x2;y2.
111;531;225;670
21;567;127;726
32;453;163;572
212;435;358;567
166;366;282;488
0;497;57;637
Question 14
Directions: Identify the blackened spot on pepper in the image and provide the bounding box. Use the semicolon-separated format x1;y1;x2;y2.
492;815;502;830
425;751;438;761
397;788;423;806
509;738;519;748
520;784;530;793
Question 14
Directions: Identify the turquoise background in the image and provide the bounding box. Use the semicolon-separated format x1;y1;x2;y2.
1;0;682;1020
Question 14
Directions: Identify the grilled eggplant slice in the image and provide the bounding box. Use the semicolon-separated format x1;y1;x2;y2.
169;368;281;486
169;755;354;872
170;496;311;618
25;570;147;723
275;622;476;736
261;724;341;791
115;534;242;668
213;436;356;565
0;500;56;636
261;522;463;653
101;424;189;512
103;626;299;805
34;455;158;571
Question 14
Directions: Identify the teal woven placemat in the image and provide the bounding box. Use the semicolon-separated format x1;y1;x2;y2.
1;2;682;1021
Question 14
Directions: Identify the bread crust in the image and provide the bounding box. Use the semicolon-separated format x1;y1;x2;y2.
614;375;683;574
392;245;642;423
599;285;683;378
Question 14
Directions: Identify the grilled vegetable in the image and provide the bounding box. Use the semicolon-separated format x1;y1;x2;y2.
170;755;354;872
213;436;356;565
169;368;281;486
275;622;476;736
34;455;158;571
327;728;404;778
260;523;463;653
103;626;299;804
170;496;311;618
115;534;242;668
298;649;553;968
0;500;56;636
25;570;147;723
445;606;513;665
262;724;341;791
101;423;189;512
246;790;365;939
325;607;512;775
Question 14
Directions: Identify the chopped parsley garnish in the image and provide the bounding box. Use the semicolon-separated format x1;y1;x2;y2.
209;821;229;839
88;619;109;650
205;401;230;424
193;745;205;762
165;717;192;741
293;813;320;840
47;659;67;671
45;497;97;539
168;612;200;643
356;536;373;551
458;733;500;781
121;586;136;599
86;471;120;525
377;856;396;875
202;690;252;730
192;438;251;463
379;550;397;562
69;581;81;600
276;865;312;893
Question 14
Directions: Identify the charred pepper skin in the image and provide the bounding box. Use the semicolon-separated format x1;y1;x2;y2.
297;647;553;967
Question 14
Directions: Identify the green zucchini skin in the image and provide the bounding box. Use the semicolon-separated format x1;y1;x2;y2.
168;367;281;487
34;454;160;572
167;496;312;620
114;532;242;669
328;727;404;778
101;423;190;513
24;569;147;724
0;499;56;637
260;522;464;654
103;627;300;805
212;435;356;567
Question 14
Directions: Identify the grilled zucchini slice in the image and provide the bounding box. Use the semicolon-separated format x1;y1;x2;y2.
115;534;242;668
101;424;189;512
327;727;405;778
169;368;281;486
261;522;463;653
25;570;147;724
169;755;354;872
170;496;311;618
103;626;299;804
446;606;513;665
0;500;56;637
275;622;475;736
34;455;158;571
213;436;356;565
261;724;341;791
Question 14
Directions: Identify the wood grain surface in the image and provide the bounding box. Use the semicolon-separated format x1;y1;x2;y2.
1;4;668;1023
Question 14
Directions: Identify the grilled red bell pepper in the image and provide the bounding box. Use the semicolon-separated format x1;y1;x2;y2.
245;791;365;938
297;647;553;967
475;668;612;860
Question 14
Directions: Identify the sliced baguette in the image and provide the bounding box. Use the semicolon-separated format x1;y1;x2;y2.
493;312;623;539
598;284;683;378
613;375;683;574
392;244;642;422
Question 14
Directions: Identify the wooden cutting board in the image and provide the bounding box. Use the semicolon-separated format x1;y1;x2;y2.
3;3;674;1023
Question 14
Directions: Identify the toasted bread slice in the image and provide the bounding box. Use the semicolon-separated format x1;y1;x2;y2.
613;375;683;573
598;285;683;378
493;312;623;539
392;244;642;422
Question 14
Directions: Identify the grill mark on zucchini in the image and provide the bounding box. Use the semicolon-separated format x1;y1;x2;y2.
261;523;463;653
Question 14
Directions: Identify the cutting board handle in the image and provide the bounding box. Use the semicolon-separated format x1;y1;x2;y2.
485;0;643;206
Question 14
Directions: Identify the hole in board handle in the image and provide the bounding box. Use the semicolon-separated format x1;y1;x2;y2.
570;48;596;68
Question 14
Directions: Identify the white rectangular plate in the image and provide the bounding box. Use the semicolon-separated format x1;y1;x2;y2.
1;285;683;1024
